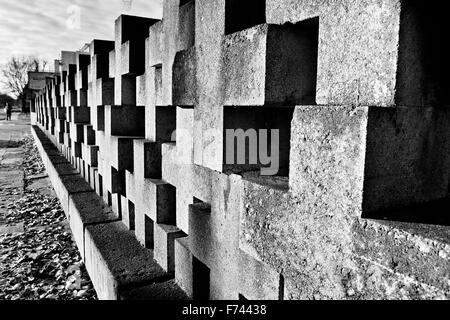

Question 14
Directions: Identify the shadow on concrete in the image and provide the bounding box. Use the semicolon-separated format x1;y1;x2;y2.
366;197;450;227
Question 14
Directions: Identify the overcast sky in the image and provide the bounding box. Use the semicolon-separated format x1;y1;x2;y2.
0;0;163;94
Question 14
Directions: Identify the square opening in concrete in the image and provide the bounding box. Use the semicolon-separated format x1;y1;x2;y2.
121;74;137;105
156;106;177;142
157;184;177;226
265;18;319;106
68;65;77;91
120;16;155;45
192;256;210;301
111;167;126;196
225;0;266;35
223;106;294;177
223;18;319;106
396;0;450;107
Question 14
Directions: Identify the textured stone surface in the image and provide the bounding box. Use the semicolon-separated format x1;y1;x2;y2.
84;221;170;300
30;0;450;301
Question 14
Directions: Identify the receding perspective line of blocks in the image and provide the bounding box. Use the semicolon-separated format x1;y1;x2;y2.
30;0;450;300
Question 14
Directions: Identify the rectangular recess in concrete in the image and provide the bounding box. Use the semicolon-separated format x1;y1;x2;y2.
192;256;210;301
188;201;212;267
223;20;319;106
156;183;177;225
172;47;196;107
111;166;126;196
120;75;137;105
156;106;176;142
134;140;162;179
395;1;450;107
105;105;145;137
223;106;294;176
84;125;96;145
96;78;114;106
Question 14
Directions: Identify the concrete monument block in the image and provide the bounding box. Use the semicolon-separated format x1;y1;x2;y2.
222;22;318;106
177;0;195;51
147;21;164;68
237;250;281;300
68;191;118;260
109;136;140;172
174;237;193;298
172;47;197;107
84;221;167;300
121;196;135;230
188;202;212;267
289;105;450;217
29;0;450;300
133;140;163;179
69;106;90;124
154;223;186;273
114;15;159;105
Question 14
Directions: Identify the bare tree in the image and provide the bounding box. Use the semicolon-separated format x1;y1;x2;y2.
1;56;48;98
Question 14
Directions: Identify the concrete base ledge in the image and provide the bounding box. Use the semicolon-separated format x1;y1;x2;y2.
31;125;188;300
120;279;188;300
69;191;119;260
85;222;172;300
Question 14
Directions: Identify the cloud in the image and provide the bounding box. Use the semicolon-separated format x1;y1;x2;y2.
0;0;163;93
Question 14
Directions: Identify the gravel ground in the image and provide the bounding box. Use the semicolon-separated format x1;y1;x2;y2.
0;136;97;300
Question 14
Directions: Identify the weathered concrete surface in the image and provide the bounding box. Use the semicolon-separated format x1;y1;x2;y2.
222;22;318;106
266;0;401;107
84;221;170;300
239;177;450;300
174;237;193;297
68;192;119;260
31;0;450;301
289;106;450;216
154;223;185;273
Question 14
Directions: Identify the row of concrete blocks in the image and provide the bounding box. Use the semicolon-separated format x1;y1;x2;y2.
29;0;450;299
31;125;189;300
33;92;450;299
33;121;287;300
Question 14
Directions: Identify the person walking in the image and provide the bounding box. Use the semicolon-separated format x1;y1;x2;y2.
5;103;12;121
